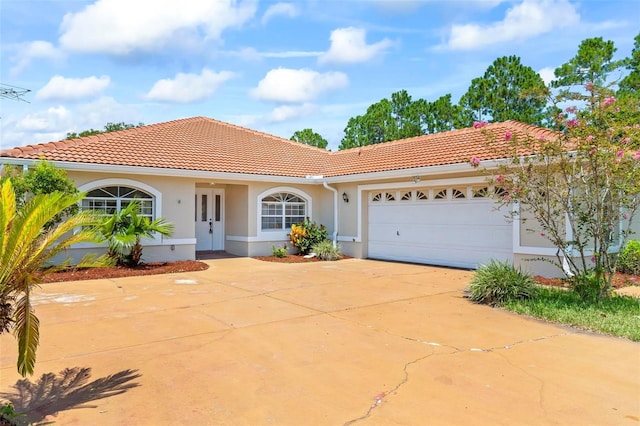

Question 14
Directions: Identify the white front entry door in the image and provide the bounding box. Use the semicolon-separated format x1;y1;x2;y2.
195;188;224;251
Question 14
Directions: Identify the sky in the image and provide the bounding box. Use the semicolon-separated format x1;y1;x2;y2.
1;0;638;152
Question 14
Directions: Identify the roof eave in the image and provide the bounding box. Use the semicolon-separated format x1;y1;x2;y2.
0;158;315;184
323;159;508;184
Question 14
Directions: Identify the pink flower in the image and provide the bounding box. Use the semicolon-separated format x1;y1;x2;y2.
565;106;578;113
473;121;487;129
586;135;594;142
602;96;616;106
504;131;512;141
470;156;481;167
616;150;624;158
566;119;579;128
586;82;594;91
591;256;596;263
496;174;505;183
622;137;631;144
538;134;546;141
540;232;545;237
623;213;629;220
589;149;597;155
634;151;640;160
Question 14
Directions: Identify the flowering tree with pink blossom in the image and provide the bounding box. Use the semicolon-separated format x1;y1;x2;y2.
481;89;640;300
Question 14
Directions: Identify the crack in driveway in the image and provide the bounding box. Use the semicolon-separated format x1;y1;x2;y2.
340;325;571;425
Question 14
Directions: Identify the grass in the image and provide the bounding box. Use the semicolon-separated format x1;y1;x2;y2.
503;287;640;341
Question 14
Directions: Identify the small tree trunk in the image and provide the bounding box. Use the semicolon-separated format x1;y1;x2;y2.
129;238;143;267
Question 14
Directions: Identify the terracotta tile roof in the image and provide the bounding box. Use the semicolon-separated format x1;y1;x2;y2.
0;117;329;178
1;117;558;179
323;120;558;177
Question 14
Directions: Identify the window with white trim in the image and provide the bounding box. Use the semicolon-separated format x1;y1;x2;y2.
261;192;306;230
81;185;154;219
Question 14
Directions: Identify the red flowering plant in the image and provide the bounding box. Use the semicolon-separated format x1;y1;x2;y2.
474;87;640;300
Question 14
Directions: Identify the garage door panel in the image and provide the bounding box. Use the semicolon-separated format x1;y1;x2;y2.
368;194;513;269
368;241;512;268
369;225;512;246
370;202;507;226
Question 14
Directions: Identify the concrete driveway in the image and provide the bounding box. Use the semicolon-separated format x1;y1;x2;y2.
1;258;638;425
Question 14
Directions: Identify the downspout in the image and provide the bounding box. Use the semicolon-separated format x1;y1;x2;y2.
322;182;338;248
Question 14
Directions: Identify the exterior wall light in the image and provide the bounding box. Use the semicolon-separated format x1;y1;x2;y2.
342;192;349;203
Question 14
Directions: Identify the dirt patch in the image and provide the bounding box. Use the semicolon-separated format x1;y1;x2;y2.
40;261;209;284
533;273;639;289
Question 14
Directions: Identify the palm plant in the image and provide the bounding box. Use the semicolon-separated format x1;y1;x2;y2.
99;200;173;266
99;201;139;264
0;180;109;376
126;205;173;266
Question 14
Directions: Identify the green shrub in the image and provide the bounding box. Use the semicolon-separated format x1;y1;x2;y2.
1;402;22;425
618;240;640;275
289;218;328;255
569;272;606;303
271;245;288;258
312;240;341;261
467;260;537;306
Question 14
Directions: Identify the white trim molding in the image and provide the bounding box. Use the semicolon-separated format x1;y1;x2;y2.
255;186;313;240
78;178;164;217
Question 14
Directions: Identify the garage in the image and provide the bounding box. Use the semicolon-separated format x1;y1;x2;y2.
367;186;513;269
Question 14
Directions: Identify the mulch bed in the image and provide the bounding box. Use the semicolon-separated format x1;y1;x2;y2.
533;273;639;289
253;254;351;263
40;260;209;283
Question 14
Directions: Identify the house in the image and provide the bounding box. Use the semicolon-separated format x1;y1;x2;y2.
1;116;635;277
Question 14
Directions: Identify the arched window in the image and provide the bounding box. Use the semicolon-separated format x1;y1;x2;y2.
261;192;306;230
81;185;155;219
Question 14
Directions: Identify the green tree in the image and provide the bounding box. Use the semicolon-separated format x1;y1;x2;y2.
100;200;173;267
477;92;640;301
459;55;548;125
552;37;626;104
290;128;329;149
339;90;428;150
619;32;640;96
66;122;144;139
8;160;79;227
0;179;109;376
417;94;465;133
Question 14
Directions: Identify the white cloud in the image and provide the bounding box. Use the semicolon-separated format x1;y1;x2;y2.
16;106;71;132
10;41;64;76
268;103;317;123
1;98;142;148
261;2;299;24
538;67;556;86
319;27;393;65
145;69;235;103
59;0;258;55
443;0;580;50
36;75;111;101
251;68;348;103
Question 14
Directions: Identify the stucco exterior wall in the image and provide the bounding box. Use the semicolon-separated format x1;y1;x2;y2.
64;171;197;262
224;184;249;237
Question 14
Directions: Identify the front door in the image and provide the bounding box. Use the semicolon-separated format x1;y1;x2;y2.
195;188;224;251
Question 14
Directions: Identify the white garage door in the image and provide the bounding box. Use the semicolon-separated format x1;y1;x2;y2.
368;187;513;269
